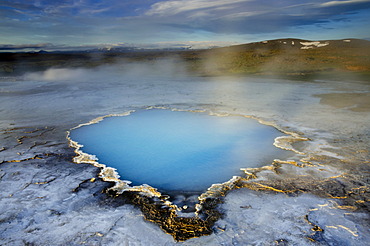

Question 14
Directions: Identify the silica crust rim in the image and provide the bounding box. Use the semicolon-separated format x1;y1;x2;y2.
66;106;309;213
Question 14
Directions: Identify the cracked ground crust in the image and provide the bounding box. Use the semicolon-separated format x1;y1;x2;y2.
1;125;369;242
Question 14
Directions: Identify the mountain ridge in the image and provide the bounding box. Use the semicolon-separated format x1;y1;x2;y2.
1;38;369;80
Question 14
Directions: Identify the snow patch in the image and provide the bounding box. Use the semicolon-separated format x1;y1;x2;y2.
300;41;329;49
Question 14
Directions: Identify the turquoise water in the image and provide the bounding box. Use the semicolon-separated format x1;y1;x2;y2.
70;110;287;191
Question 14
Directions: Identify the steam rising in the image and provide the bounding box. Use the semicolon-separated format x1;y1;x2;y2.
23;57;189;82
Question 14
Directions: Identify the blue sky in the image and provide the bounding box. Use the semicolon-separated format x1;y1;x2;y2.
1;0;370;50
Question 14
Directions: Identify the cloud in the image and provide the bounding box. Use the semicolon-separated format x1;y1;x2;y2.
144;0;370;34
146;0;247;16
0;0;370;45
0;0;41;11
320;0;370;7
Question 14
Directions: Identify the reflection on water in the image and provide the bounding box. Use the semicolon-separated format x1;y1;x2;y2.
70;109;288;191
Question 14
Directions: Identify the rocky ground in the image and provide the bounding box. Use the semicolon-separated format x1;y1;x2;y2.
0;67;369;245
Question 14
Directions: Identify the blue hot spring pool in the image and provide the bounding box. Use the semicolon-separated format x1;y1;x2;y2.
70;109;288;191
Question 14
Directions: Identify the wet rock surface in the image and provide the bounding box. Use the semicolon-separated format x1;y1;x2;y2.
0;73;369;244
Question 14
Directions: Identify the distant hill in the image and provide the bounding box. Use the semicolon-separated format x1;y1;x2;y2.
1;38;370;80
211;38;370;50
185;38;370;80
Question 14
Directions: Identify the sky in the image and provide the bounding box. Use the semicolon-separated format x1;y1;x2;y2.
1;0;370;50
